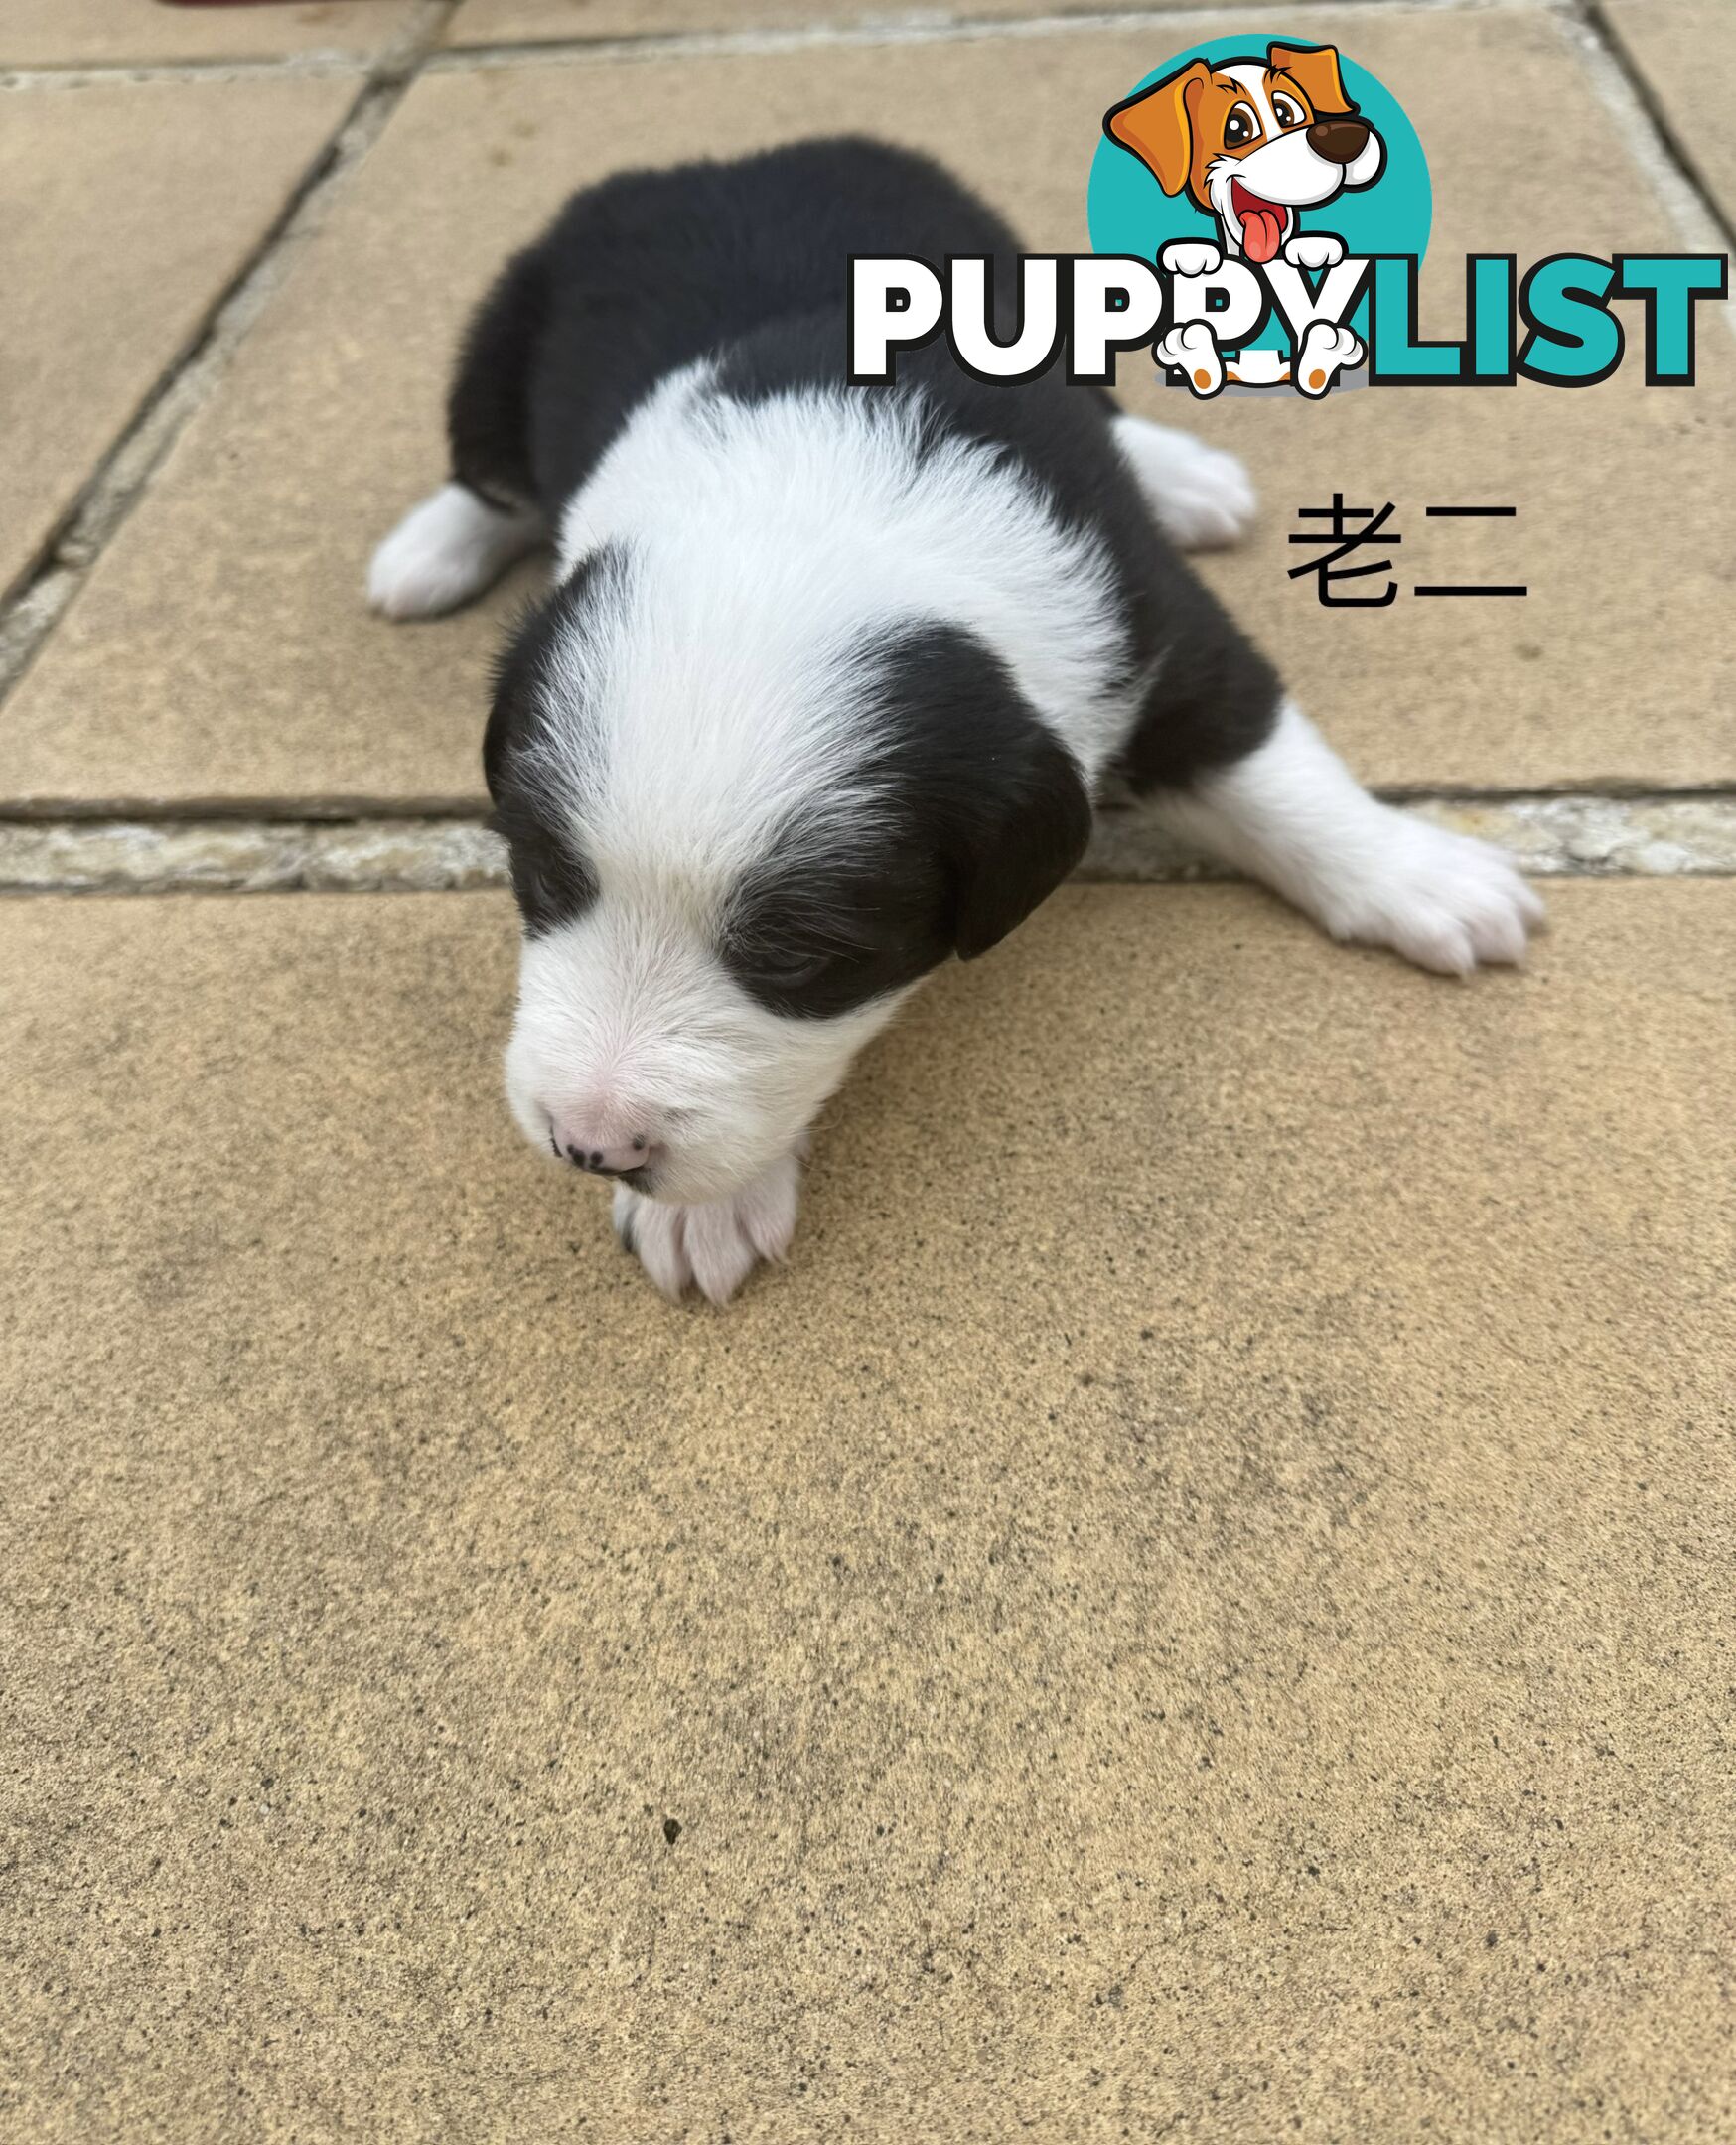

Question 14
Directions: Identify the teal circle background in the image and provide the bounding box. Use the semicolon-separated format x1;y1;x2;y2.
1086;36;1431;357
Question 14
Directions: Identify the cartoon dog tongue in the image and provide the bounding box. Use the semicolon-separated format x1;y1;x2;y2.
1232;182;1287;264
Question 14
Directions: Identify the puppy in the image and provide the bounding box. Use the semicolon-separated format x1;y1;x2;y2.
369;137;1538;1304
1104;41;1384;262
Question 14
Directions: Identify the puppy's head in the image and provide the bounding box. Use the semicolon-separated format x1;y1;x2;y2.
1104;42;1385;261
487;552;1090;1206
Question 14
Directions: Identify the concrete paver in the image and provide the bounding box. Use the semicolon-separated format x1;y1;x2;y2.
0;74;355;604
4;1;1727;2133
1602;0;1736;229
443;0;1230;47
4;9;1729;810
0;0;416;69
3;880;1731;2138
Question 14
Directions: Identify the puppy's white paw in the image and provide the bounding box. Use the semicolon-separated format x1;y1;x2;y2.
1319;815;1545;976
1160;239;1223;279
613;1151;801;1305
1112;413;1256;549
367;483;542;620
1294;320;1365;398
1282;231;1346;271
1155;321;1224;398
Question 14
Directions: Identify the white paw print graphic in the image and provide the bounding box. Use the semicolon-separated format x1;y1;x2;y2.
1295;319;1365;397
1155;320;1224;398
1159;239;1224;279
1282;232;1347;272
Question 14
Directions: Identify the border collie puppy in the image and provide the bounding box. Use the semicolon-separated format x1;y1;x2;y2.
370;138;1540;1304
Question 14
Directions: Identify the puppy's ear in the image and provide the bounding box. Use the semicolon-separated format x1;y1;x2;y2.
949;725;1094;961
1103;60;1211;198
869;625;1093;964
1268;42;1355;117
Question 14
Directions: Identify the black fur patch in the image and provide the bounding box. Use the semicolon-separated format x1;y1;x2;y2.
723;624;1093;1018
484;555;622;937
447;137;1024;512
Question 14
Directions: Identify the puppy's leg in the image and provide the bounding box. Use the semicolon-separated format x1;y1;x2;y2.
367;483;543;619
1146;696;1542;974
613;1150;803;1306
1112;411;1256;549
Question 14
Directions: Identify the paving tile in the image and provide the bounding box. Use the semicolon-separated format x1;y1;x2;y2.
0;75;355;603
5;9;1730;807
0;0;416;68
3;879;1732;2138
443;0;1236;48
1602;0;1736;227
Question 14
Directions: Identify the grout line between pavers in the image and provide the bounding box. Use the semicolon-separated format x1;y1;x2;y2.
3;795;1733;896
0;54;373;91
427;0;1548;74
0;0;461;703
1559;0;1736;278
2;780;1731;824
0;0;1551;88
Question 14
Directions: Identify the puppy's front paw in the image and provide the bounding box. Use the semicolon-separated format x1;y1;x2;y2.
1282;232;1345;271
1155;321;1224;398
613;1151;801;1305
1160;239;1223;279
1323;815;1545;976
1112;415;1255;549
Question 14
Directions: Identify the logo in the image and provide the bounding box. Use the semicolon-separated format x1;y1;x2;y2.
847;35;1726;396
1093;37;1427;393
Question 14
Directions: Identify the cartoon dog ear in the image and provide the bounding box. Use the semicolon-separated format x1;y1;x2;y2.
1103;60;1212;198
1267;42;1356;116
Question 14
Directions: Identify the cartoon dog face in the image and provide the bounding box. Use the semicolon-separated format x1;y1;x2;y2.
1105;42;1385;262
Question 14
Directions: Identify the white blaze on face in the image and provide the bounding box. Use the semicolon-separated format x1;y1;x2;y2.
497;365;1133;1205
505;888;901;1207
1223;62;1283;137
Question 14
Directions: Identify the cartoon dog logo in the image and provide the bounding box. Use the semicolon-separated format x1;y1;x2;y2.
1104;41;1385;390
1104;41;1384;263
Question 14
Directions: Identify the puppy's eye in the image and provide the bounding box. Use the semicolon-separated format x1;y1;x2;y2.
1271;94;1304;129
1224;103;1260;148
726;914;882;1014
748;945;834;993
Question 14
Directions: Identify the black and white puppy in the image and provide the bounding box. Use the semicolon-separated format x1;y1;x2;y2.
369;138;1540;1303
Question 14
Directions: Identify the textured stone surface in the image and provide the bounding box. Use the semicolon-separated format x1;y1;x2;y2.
443;0;1229;48
5;9;1731;809
6;796;1735;894
0;817;508;893
3;881;1733;2139
1602;0;1736;226
0;74;354;602
0;0;416;69
1085;792;1736;884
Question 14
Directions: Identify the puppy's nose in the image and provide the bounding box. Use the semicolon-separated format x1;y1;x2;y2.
549;1124;653;1176
1307;118;1371;166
